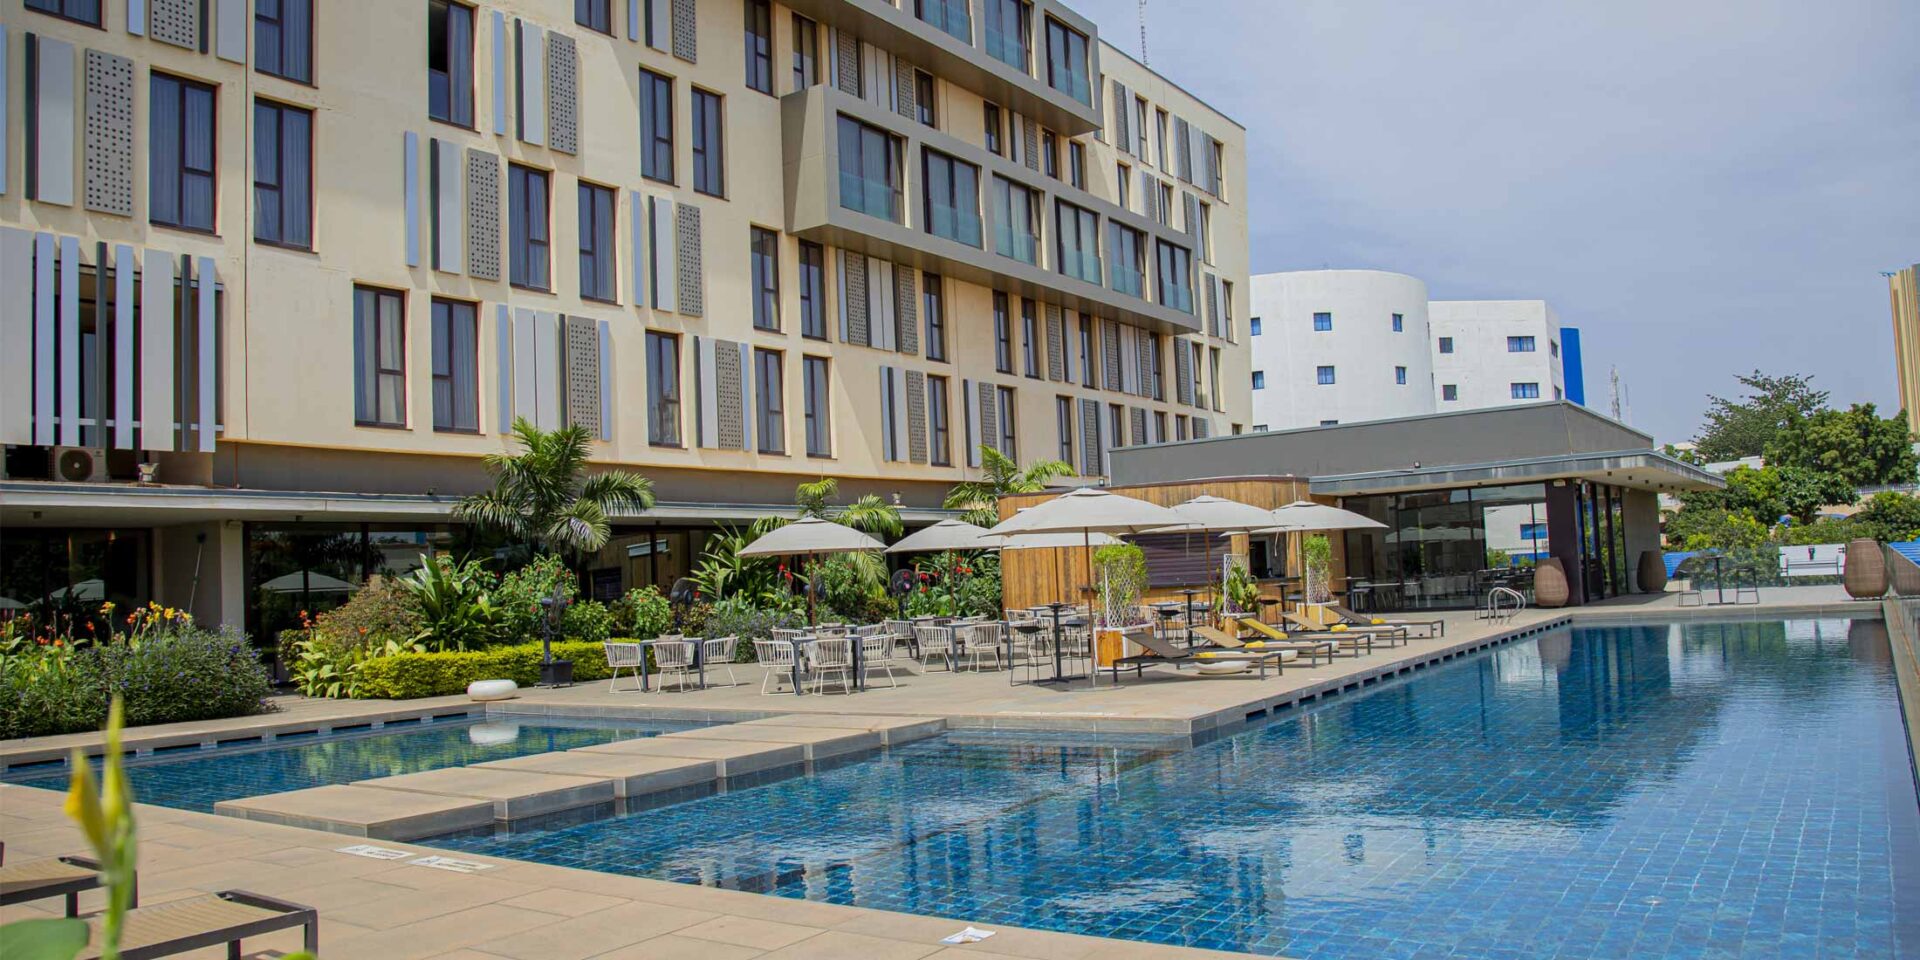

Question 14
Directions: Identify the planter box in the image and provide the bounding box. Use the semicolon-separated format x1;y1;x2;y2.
539;659;574;687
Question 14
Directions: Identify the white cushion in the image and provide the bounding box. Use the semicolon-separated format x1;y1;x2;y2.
466;679;520;702
1195;661;1249;676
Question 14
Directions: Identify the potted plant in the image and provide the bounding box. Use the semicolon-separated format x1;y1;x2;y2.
1093;543;1149;666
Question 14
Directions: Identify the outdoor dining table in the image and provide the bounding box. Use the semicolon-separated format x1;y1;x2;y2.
1028;602;1092;686
630;637;707;692
784;631;873;694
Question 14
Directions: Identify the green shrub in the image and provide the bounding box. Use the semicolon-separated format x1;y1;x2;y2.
493;555;577;641
562;599;615;644
353;639;620;699
310;575;420;649
610;586;673;638
700;598;803;663
0;625;274;738
403;556;507;651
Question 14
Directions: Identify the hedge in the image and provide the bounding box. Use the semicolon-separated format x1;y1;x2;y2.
354;639;621;699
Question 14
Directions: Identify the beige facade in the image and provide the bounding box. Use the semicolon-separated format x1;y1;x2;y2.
0;0;1248;625
1891;264;1920;435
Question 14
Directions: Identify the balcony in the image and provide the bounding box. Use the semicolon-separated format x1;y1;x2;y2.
781;85;1203;337
782;0;1103;136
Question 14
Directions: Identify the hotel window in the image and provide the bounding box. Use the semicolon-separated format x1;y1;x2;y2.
917;0;973;41
791;14;820;89
1109;404;1125;457
691;89;725;197
749;227;781;330
1520;522;1548;541
1175;414;1187;441
922;150;983;246
24;0;102;26
1438;336;1454;354
1069;142;1086;189
1078;316;1095;388
1055;201;1101;284
798;241;827;339
1155;241;1193;312
1205;139;1224;196
1395;366;1407;385
1155;182;1174;226
353;286;406;428
983;103;1005;156
803;356;831;456
1042;131;1060;179
1320;420;1339;427
1135;97;1150;153
1021;300;1040;379
150;74;218;233
916;71;937;127
575;0;611;33
1313;312;1332;332
755;348;784;453
1391;313;1404;332
1316;365;1335;385
1442;384;1458;401
577;181;616;302
647;332;682;446
838;116;902;221
1250;317;1262;336
1210;348;1223;411
1155;108;1170;169
428;0;475;128
1511;382;1541;399
508;165;551;290
924;274;948;361
256;0;314;84
929;376;953;465
992;176;1039;265
1551;340;1560;357
253;100;312;249
1043;17;1090;104
993;293;1014;373
1196;201;1212;261
1108;223;1145;297
430;299;480;433
1251;371;1265;390
1148;333;1166;399
983;0;1031;72
1154;411;1167;441
1057;397;1075;468
996;387;1019;460
744;0;774;94
640;69;675;183
1117;162;1132;209
1508;335;1536;352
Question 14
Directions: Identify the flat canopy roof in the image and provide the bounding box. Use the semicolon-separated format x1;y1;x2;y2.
1111;402;1724;495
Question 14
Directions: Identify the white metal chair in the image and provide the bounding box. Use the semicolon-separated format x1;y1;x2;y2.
810;638;855;694
651;639;698;693
914;625;957;671
883;620;918;657
754;639;798;695
958;621;1004;671
701;636;741;686
860;634;903;688
603;641;644;693
772;628;808;645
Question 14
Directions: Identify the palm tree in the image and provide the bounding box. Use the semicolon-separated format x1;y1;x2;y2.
944;446;1073;527
454;418;655;562
795;477;903;538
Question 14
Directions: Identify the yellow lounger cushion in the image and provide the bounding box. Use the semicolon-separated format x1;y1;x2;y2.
1370;618;1385;625
1330;624;1349;632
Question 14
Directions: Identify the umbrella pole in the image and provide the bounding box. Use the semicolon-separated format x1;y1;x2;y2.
806;552;816;626
1083;529;1094;616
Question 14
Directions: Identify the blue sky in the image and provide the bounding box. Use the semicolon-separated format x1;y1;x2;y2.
1073;0;1920;442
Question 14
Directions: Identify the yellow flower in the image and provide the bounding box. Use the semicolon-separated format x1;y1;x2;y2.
163;607;176;619
64;756;107;852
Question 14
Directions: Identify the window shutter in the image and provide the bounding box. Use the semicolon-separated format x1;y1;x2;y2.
962;378;980;466
1205;273;1221;337
1045;305;1066;382
492;11;510;134
465;149;500;279
26;35;76;206
878;367;898;461
1140;173;1158;222
149;0;200;49
215;0;246;61
1102;321;1122;390
894;266;919;356
840;254;869;346
1022;117;1040;171
835;30;861;95
1136;331;1154;398
495;305;512;433
675;202;702;316
1174;116;1192;182
647;194;678;312
82;51;134;216
532;310;562;431
546;32;579;155
403;133;421;266
516;21;547;146
429;139;464;273
1183;192;1200;243
1193;417;1210;439
977;381;999;456
1129;407;1147;446
696;337;746;450
1175;338;1193;405
563;315;601;437
905;369;928;464
1111;81;1131;157
670;0;697;61
894;59;915;120
1079;399;1101;475
869;259;896;351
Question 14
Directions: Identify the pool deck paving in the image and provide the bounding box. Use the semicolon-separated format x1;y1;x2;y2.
0;584;1886;960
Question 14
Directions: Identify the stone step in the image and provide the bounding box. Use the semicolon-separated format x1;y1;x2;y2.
353;766;614;820
572;736;806;777
213;784;493;841
659;724;882;760
475;751;719;798
731;714;945;746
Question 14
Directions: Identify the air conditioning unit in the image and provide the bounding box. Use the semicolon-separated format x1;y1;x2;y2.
52;446;108;483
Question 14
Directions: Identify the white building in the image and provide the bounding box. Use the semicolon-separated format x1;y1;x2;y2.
1248;271;1575;430
1430;300;1566;409
1246;270;1435;430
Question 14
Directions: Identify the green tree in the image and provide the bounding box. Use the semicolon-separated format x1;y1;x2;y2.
943;446;1075;527
454;418;655;561
794;477;903;538
1852;492;1920;542
1693;371;1829;462
1765;403;1918;489
1773;465;1858;524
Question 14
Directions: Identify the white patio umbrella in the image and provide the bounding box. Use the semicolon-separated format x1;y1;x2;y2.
1255;501;1388;603
1151;495;1280;601
739;517;887;623
986;488;1188;603
887;519;999;612
259;571;359;594
49;579;105;601
986;530;1121;603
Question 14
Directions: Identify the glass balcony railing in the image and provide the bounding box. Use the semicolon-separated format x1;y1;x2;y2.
1111;263;1143;298
995;222;1038;264
927;203;983;247
839;171;901;222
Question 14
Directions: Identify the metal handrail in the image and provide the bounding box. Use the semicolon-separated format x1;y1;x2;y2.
1485;587;1526;623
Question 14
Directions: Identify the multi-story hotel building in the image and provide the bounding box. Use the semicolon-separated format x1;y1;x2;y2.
0;0;1248;638
1890;263;1920;436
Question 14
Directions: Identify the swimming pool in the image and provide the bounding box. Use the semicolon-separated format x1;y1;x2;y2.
423;619;1920;959
4;716;704;812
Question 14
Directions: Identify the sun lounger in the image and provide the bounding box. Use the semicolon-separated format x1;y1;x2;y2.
1329;603;1442;638
1197;623;1336;666
79;889;318;960
1265;614;1381;656
1108;626;1291;683
0;843;121;917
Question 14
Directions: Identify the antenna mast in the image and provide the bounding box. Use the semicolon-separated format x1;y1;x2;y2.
1138;0;1149;64
1609;367;1623;421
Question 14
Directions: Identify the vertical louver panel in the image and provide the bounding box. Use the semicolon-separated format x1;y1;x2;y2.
1174;117;1193;182
546;32;579;155
597;320;613;441
492;11;509;134
214;0;246;62
628;190;646;306
533;311;562;430
465;149;500;279
868;259;896;351
0;229;31;444
0;24;9;196
112;243;134;449
647;0;671;52
841;254;869;346
1129;407;1148;446
977;382;999;456
31;233;54;445
58;237;79;446
139;248;174;450
1140;172;1158;222
835;31;861;95
126;1;145;36
1102;321;1122;390
564;315;601;436
675;202;702;316
29;35;76;206
894;59;916;120
430;139;463;273
894;266;919;356
1045;305;1065;382
1175;339;1194;405
193;256;216;452
1193;417;1210;439
671;0;697;61
1183;192;1200;244
1080;399;1102;476
403;133;421;267
1136;332;1155;398
647;195;677;312
1022;118;1039;171
1206;273;1222;337
495;305;512;432
82;51;134;216
149;0;200;49
1111;81;1131;157
962;378;980;467
905;370;928;464
516;21;547;146
511;308;537;423
715;340;747;449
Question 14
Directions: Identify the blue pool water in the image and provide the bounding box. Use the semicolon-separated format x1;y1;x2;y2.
5;716;702;812
423;619;1920;960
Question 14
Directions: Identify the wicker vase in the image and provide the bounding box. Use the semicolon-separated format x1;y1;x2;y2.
1534;557;1570;608
1843;538;1887;599
1637;550;1668;593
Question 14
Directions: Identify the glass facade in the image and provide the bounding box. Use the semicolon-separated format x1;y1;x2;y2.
0;528;153;636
